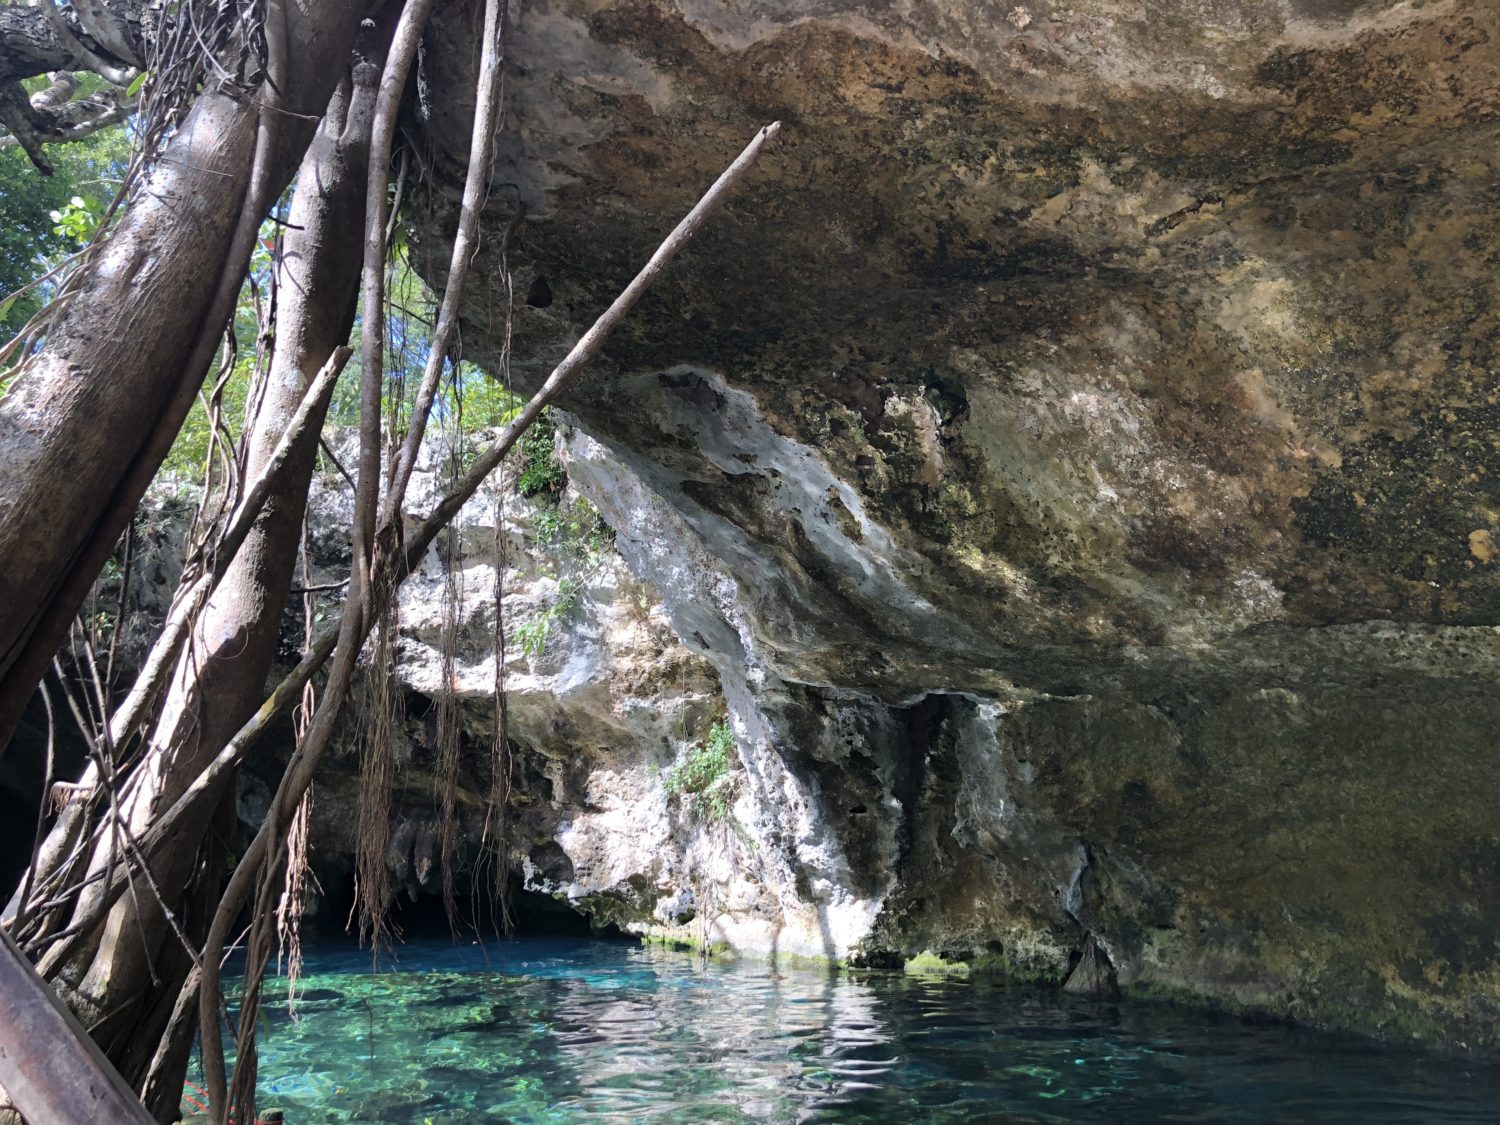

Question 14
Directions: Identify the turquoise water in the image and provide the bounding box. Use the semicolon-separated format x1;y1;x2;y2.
211;937;1500;1123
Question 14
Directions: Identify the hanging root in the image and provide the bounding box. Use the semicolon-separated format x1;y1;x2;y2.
478;189;520;936
482;500;515;934
276;786;314;1010
276;528;321;1016
352;587;402;955
437;378;467;933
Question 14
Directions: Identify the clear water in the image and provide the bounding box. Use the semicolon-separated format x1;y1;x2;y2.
209;936;1500;1123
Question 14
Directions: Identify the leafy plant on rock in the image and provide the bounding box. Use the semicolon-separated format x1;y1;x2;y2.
516;407;567;499
664;720;741;825
535;496;614;560
515;576;581;661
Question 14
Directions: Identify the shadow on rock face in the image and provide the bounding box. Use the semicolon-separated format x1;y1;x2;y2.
387;0;1500;1050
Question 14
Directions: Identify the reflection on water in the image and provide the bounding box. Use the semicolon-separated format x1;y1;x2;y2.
210;937;1500;1123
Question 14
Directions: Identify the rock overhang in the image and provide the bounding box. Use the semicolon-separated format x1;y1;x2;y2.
405;0;1500;701
397;0;1500;1047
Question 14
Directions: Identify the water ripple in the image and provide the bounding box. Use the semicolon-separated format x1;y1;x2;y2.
207;937;1500;1124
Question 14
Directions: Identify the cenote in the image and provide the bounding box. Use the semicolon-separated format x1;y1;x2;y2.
10;2;1500;1122
205;933;1500;1124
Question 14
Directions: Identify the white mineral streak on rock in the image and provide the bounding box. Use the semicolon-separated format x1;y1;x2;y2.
563;425;896;959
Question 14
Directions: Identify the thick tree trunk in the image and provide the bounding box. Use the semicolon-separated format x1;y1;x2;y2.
0;0;371;755
46;25;387;1102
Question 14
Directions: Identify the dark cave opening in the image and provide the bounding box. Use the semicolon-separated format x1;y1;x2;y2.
0;688;92;904
302;870;629;946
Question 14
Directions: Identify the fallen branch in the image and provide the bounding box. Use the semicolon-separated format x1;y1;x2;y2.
413;121;783;553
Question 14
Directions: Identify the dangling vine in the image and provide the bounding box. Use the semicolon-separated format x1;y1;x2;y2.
481;198;523;936
436;355;467;934
275;521;322;1016
352;588;402;955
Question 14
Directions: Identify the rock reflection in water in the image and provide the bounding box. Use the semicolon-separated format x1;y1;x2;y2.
219;937;1500;1124
537;948;895;1120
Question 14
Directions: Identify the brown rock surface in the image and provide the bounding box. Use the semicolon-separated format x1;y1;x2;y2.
398;0;1500;1049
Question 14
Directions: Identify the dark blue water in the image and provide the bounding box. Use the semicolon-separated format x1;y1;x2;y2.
212;937;1500;1123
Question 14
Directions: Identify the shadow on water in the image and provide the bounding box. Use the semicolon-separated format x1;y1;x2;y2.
208;935;1500;1124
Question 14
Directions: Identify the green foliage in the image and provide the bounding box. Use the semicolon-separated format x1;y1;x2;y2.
159;207;309;482
517;491;613;666
517;409;566;499
49;195;104;243
0;119;131;343
330;248;441;428
515;577;581;661
158;353;256;481
663;721;741;825
328;249;525;452
444;365;523;430
534;496;614;560
0;155;92;337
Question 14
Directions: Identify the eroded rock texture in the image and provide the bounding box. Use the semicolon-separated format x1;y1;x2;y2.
399;0;1500;1048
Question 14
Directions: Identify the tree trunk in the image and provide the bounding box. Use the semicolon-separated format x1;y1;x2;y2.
0;0;371;755
44;23;387;1103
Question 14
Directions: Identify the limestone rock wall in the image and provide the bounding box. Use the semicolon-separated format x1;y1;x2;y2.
383;0;1500;1049
252;436;743;944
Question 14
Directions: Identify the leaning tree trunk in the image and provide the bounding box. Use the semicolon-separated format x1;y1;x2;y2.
40;27;388;1109
0;0;373;755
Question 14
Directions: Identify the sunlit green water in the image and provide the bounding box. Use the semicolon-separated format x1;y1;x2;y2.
202;937;1500;1123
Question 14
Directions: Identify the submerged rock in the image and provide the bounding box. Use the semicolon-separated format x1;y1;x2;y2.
1064;934;1120;1000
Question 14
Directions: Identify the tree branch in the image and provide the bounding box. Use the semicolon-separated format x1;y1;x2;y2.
67;0;144;72
35;0;138;86
0;2;141;169
382;0;509;522
0;81;54;173
0;4;141;87
193;118;781;1119
0;8;82;88
0;87;137;159
30;72;80;112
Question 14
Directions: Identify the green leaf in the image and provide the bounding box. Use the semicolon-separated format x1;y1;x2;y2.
126;71;148;97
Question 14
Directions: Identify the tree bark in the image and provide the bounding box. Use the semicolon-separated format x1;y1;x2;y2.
0;6;137;89
0;0;370;756
0;929;152;1125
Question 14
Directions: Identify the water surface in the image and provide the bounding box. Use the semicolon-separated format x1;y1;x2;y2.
212;936;1500;1123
